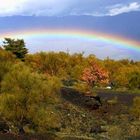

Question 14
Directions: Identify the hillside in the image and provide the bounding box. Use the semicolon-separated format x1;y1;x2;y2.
0;87;140;140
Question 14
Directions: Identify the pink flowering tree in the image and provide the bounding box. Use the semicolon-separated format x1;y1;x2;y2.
81;62;109;91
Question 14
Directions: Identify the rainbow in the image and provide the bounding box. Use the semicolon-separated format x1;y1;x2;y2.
0;29;140;52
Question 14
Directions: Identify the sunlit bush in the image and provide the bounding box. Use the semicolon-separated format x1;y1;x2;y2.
130;97;140;118
0;63;62;133
0;49;16;86
73;82;89;93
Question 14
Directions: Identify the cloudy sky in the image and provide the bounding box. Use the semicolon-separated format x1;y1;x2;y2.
0;0;140;60
0;0;140;16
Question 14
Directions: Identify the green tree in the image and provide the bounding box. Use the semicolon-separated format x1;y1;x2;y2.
3;38;28;60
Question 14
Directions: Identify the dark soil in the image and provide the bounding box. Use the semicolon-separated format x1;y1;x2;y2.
61;88;101;110
61;87;140;107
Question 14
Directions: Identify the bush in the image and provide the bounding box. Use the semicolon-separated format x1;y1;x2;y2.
128;72;140;89
0;49;16;86
130;97;140;118
73;82;89;93
0;63;62;133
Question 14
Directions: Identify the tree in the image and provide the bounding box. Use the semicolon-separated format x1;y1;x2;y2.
81;62;109;91
3;38;28;60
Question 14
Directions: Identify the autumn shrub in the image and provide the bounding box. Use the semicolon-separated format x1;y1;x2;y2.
104;125;128;140
128;71;140;89
73;82;89;93
81;62;109;92
0;63;62;133
25;52;69;77
130;97;140;118
0;49;16;86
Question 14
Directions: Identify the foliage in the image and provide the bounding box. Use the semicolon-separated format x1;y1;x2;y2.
25;52;140;91
0;63;61;133
0;49;17;88
73;82;89;93
2;38;28;60
104;58;140;89
128;71;140;89
25;52;90;88
81;61;109;91
130;97;140;118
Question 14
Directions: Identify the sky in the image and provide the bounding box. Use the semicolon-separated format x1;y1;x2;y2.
0;0;140;60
